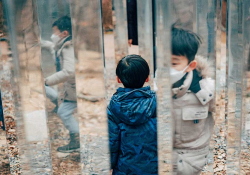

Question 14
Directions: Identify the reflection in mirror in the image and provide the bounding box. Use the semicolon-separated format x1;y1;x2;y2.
172;0;196;31
154;0;173;173
71;0;110;173
102;0;117;101
137;0;154;87
171;0;216;174
2;0;52;174
0;0;250;174
126;0;138;55
113;0;128;63
240;0;250;173
213;0;227;174
227;0;244;173
37;0;81;174
0;3;11;173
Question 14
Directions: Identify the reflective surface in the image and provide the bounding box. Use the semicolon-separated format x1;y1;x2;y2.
102;0;117;101
137;0;154;87
155;0;173;174
71;0;110;173
113;0;128;63
213;0;227;174
0;0;249;174
227;0;244;173
3;0;52;174
171;1;217;174
240;0;250;173
37;0;81;174
0;2;12;174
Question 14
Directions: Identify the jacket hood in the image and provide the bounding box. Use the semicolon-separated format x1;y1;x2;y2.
108;86;156;126
195;55;215;79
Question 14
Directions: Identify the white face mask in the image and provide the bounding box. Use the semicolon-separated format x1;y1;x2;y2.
170;64;190;84
51;34;61;44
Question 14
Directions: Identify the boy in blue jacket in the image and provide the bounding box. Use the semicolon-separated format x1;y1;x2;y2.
108;55;158;175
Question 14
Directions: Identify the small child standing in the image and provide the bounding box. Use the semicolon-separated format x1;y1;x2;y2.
108;55;158;174
170;27;215;174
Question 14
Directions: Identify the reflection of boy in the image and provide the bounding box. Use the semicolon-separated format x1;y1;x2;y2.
108;55;158;174
0;91;4;130
44;16;79;153
0;38;11;131
170;27;215;174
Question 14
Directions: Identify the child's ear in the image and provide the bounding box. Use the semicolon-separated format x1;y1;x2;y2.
63;31;69;37
116;76;122;83
145;76;150;82
186;60;197;72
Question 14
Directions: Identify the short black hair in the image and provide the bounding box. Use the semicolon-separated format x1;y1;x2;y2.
172;27;202;63
52;16;72;35
116;55;150;88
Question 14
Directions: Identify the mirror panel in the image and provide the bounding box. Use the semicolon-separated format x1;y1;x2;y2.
37;0;81;174
227;0;244;173
71;0;110;173
240;0;250;174
155;0;173;173
2;0;52;174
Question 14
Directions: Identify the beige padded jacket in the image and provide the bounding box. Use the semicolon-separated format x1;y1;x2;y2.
45;36;77;102
172;56;215;150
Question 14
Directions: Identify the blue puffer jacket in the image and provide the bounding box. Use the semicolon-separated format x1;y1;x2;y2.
108;86;158;175
0;91;5;130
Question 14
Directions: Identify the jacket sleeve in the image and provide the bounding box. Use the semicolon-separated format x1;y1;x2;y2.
127;0;137;40
45;46;75;86
108;108;120;169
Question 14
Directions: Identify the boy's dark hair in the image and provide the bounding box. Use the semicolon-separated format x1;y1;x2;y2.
52;16;72;35
172;26;202;63
116;55;150;88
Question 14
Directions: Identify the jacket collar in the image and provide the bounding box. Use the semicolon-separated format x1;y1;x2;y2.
116;86;151;93
54;35;72;51
172;70;193;99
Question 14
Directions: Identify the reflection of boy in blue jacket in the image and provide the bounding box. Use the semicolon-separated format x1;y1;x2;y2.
0;91;5;130
108;55;157;175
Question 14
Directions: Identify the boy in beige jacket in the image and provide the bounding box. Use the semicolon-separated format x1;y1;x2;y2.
43;16;79;153
170;27;215;174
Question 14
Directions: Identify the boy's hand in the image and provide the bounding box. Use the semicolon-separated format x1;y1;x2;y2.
128;39;133;47
0;121;3;128
110;169;113;175
41;40;54;48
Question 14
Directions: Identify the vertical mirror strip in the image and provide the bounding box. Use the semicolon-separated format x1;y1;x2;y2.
155;0;173;174
70;0;110;173
4;0;52;174
137;0;154;87
240;0;250;173
212;0;228;174
2;0;31;173
0;48;11;175
102;0;117;101
0;1;12;174
37;0;82;174
227;0;244;173
113;0;128;63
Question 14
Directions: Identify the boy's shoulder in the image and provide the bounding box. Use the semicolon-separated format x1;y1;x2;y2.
196;77;215;106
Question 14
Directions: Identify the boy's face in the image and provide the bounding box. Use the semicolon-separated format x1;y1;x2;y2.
52;26;69;39
171;55;197;72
